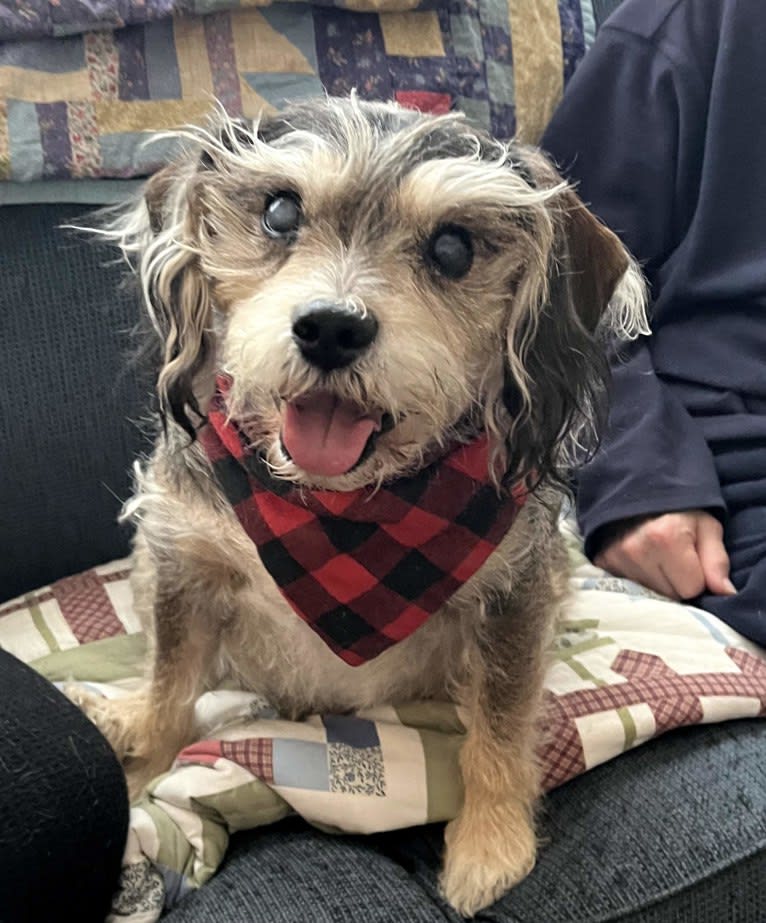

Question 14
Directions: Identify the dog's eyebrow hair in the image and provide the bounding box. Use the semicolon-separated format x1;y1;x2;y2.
222;104;546;231
396;157;560;221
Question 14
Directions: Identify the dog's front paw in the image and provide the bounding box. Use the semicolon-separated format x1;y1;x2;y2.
440;805;536;918
64;685;145;761
65;686;175;799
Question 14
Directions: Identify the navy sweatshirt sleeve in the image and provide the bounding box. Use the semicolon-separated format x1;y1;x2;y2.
541;9;726;558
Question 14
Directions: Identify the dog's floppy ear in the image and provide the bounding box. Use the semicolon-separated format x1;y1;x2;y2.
550;189;639;333
132;117;267;437
91;114;273;439
127;159;213;440
498;172;648;488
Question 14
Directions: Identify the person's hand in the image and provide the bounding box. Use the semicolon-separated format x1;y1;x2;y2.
594;510;737;601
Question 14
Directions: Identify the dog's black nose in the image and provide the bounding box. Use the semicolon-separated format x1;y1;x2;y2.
292;301;378;372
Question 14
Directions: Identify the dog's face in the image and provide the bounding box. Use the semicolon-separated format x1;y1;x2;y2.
125;98;646;490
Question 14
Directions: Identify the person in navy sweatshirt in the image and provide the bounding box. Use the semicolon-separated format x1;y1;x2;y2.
542;0;766;645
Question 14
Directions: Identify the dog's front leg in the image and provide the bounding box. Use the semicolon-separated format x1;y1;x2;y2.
440;582;558;917
71;577;225;799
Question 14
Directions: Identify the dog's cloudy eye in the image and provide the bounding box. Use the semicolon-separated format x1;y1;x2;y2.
426;225;474;280
262;193;302;239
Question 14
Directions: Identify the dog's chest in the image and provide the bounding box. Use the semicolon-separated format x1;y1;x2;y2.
213;511;525;715
219;567;475;715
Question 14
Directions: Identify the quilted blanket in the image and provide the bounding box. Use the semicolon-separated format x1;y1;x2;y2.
2;523;765;922
0;0;595;182
1;0;436;42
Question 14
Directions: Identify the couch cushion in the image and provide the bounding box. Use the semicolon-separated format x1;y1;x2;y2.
165;819;451;923
373;720;766;922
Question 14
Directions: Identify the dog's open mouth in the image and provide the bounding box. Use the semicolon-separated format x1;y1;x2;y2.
281;392;393;477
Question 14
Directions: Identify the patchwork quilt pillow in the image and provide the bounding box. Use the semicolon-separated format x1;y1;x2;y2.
2;525;764;922
0;0;595;182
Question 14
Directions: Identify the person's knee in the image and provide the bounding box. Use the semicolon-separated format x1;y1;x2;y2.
0;652;128;922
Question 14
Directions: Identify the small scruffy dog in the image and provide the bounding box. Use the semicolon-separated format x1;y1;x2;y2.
75;97;646;917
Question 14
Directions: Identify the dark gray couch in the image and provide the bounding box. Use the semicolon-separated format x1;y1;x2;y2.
1;204;149;602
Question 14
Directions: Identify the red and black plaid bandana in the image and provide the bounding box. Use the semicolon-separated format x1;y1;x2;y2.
199;385;528;666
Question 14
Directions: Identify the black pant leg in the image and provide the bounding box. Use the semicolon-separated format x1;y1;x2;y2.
0;651;129;923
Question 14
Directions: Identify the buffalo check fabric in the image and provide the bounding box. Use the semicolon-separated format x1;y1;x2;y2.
2;524;766;922
198;383;528;665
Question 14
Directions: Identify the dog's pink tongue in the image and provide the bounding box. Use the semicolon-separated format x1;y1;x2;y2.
283;393;380;477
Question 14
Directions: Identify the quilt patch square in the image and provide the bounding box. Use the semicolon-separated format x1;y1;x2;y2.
322;714;380;748
328;742;385;796
272;739;329;791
